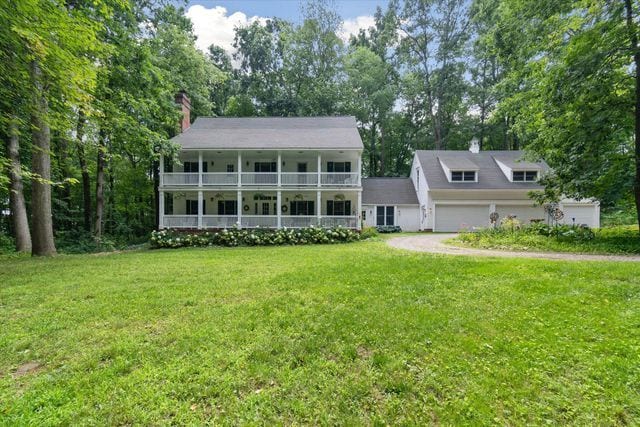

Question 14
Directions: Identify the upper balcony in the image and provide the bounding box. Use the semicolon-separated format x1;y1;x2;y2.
160;150;361;188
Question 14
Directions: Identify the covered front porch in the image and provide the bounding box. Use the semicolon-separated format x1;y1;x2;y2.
159;190;361;229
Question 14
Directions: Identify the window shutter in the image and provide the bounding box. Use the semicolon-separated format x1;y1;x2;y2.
202;162;208;173
345;200;351;215
327;200;334;216
345;162;351;173
327;162;334;172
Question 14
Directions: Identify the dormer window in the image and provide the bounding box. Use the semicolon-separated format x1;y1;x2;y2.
451;171;476;182
512;170;538;182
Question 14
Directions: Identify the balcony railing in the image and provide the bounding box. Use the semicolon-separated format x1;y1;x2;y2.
281;216;318;228
241;173;278;186
161;172;360;187
321;173;359;186
202;173;237;186
281;173;318;186
163;173;198;186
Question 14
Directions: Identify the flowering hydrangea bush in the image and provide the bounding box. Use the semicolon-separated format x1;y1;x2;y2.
149;226;360;249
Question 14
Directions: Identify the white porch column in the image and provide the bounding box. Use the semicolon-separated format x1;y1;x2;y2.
237;151;242;186
159;154;164;187
357;190;362;230
317;190;321;226
277;152;282;187
317;153;322;187
277;191;282;228
159;191;165;229
356;154;362;186
197;190;203;229
198;151;203;187
237;190;242;228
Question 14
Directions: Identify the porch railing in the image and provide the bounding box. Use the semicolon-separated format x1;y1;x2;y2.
281;173;318;186
202;215;238;228
241;215;278;228
202;173;237;186
163;173;198;186
321;173;359;186
321;216;358;228
281;216;318;228
163;215;198;228
241;173;278;185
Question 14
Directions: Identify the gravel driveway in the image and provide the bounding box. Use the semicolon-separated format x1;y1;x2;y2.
386;233;640;262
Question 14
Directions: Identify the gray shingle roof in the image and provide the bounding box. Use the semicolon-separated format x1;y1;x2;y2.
171;116;364;150
416;150;550;190
362;178;419;205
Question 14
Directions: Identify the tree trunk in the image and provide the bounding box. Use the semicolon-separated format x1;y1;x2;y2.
55;131;71;230
625;0;640;233
76;111;91;232
6;117;32;252
94;130;106;240
30;61;56;256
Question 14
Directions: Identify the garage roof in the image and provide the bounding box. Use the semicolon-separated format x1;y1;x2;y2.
171;116;364;150
416;150;549;190
362;178;419;205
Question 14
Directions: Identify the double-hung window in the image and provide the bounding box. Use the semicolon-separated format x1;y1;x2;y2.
327;162;351;173
451;171;476;182
512;170;538;182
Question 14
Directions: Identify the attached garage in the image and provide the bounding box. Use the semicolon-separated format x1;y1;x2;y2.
495;204;545;224
560;204;600;228
434;204;490;232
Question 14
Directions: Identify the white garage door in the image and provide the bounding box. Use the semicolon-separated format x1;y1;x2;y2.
561;205;598;228
495;205;545;224
434;204;490;232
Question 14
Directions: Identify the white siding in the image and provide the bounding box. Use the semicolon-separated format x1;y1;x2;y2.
434;204;491;232
362;204;421;231
560;204;600;228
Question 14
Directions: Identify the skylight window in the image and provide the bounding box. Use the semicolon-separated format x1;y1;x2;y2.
451;171;476;182
512;171;538;182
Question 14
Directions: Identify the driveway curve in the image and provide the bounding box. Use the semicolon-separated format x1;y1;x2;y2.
387;233;640;262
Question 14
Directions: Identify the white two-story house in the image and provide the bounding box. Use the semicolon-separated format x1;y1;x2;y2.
159;95;363;230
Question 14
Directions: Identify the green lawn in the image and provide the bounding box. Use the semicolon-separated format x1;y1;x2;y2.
451;226;640;255
1;242;640;425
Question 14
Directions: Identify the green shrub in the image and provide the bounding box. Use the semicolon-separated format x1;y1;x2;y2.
376;225;402;233
360;226;379;240
0;233;15;254
149;226;361;249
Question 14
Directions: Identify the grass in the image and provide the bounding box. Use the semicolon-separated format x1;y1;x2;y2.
1;241;640;424
451;226;640;255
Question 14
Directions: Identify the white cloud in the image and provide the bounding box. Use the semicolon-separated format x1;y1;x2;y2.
339;15;375;42
185;5;267;56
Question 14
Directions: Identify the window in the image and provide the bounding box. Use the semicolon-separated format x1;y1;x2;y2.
290;200;314;215
186;200;198;215
183;162;207;173
164;193;173;215
326;200;351;216
327;161;351;173
226;164;235;173
513;170;538;182
376;206;394;226
218;200;237;215
254;162;277;172
451;170;476;182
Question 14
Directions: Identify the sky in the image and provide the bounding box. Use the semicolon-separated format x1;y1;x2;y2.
184;1;389;57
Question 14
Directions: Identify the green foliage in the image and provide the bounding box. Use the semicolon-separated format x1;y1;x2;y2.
149;226;361;248
375;225;402;233
225;95;257;117
359;226;379;239
456;225;640;254
2;242;640;423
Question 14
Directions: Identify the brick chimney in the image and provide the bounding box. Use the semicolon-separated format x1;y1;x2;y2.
175;91;191;132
